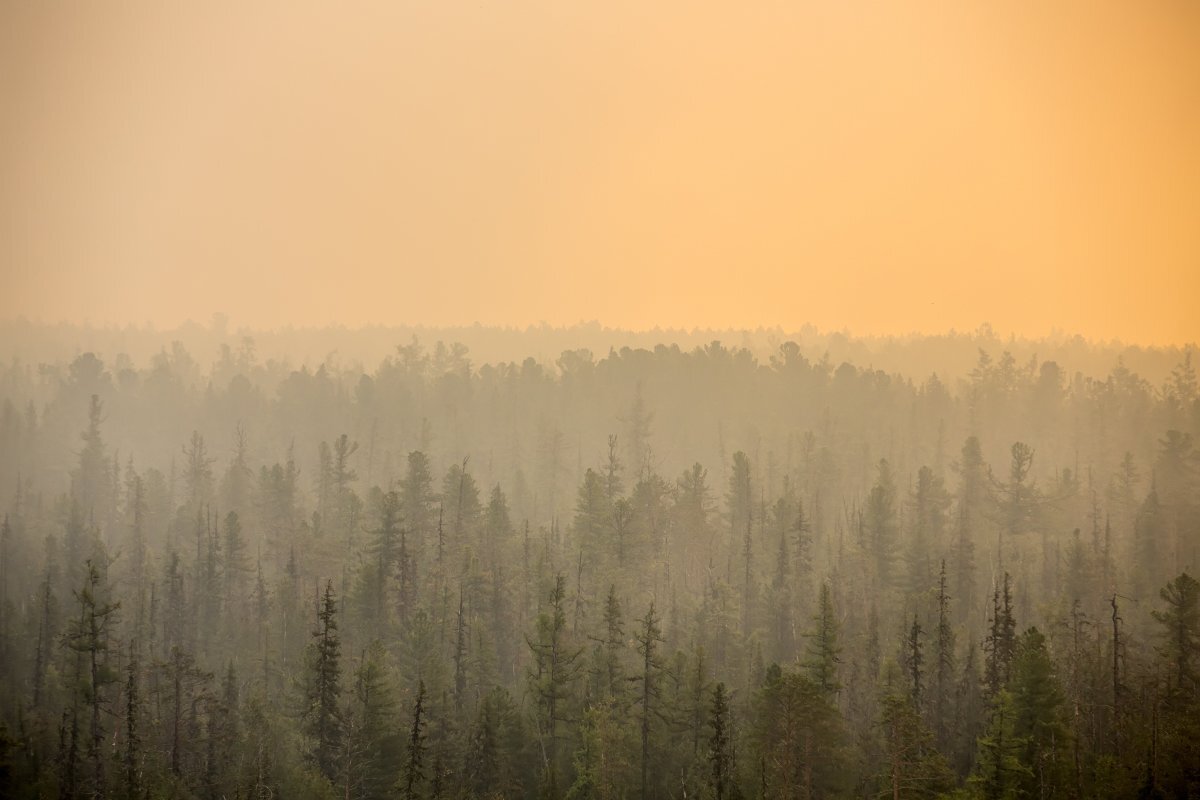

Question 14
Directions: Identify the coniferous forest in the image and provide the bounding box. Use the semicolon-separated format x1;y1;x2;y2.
0;328;1197;799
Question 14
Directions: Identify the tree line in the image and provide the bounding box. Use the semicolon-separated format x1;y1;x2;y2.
0;338;1196;798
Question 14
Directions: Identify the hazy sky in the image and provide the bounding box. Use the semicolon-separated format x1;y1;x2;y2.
2;1;1197;344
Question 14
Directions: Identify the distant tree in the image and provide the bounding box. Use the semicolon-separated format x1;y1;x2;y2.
804;582;840;696
932;561;956;752
725;452;753;583
906;465;950;595
402;450;437;561
483;484;513;563
590;585;627;705
362;490;402;632
224;510;250;609
72;395;109;521
984;573;1017;698
905;615;925;706
443;458;481;551
1132;487;1165;600
865;459;900;586
575;470;610;563
1152;572;1199;694
181;430;215;512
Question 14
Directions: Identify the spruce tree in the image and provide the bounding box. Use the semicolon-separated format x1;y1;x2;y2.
708;682;737;800
306;580;343;783
933;560;956;752
527;574;583;798
1010;627;1066;799
401;679;427;800
804;582;840;696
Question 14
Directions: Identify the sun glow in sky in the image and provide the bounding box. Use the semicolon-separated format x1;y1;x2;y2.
2;1;1198;344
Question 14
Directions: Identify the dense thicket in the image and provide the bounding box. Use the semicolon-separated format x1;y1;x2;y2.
0;333;1196;798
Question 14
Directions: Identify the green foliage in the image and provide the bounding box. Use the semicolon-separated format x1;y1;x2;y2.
306;580;343;784
0;340;1196;800
970;690;1030;800
752;664;850;799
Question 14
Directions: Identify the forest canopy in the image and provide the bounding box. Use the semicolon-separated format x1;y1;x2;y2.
0;325;1196;798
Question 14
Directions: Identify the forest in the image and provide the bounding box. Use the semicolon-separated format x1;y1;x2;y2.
0;327;1196;799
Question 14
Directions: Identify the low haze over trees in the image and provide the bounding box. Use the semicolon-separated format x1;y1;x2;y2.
0;326;1196;798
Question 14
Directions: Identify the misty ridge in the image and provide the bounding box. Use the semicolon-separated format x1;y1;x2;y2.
0;321;1197;799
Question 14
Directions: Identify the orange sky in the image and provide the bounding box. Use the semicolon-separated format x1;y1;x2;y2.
2;1;1197;344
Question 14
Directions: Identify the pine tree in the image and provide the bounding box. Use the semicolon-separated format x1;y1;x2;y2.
444;458;481;551
879;689;953;800
865;459;900;587
126;473;148;650
726;452;753;586
952;437;989;627
952;643;986;778
984;573;1017;698
575;469;610;566
306;580;343;783
565;698;633;800
484;484;513;565
72;395;109;523
753;664;848;799
709;682;737;800
633;602;665;800
527;574;584;797
352;641;399;800
466;686;526;798
63;559;120;797
1151;572;1199;694
210;662;243;799
401;679;428;800
591;585;627;704
181;430;215;512
223;510;249;611
32;558;58;710
452;590;469;713
402;450;436;563
971;689;1029;800
932;560;956;752
687;645;711;760
122;641;142;800
906;466;949;595
906;615;925;707
361;490;401;633
1133;488;1165;600
160;644;211;778
804;582;840;696
1149;574;1200;800
1009;627;1067;799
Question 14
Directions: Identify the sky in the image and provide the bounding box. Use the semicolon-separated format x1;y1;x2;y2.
2;1;1197;345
